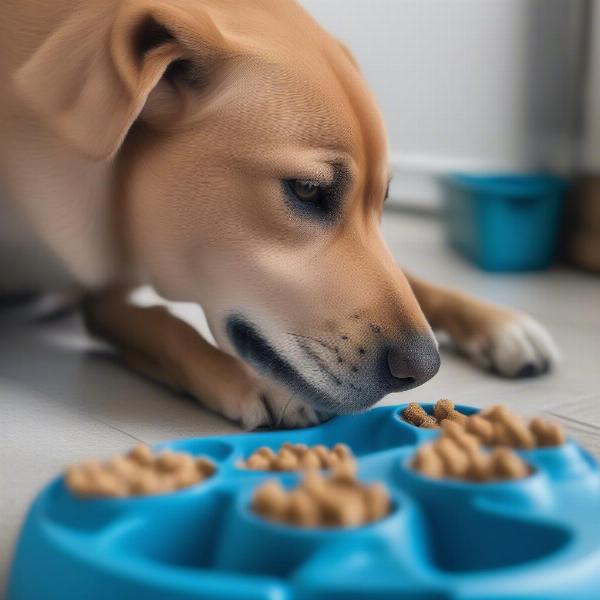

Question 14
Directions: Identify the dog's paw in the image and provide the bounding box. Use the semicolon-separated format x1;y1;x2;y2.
225;377;320;431
459;313;560;378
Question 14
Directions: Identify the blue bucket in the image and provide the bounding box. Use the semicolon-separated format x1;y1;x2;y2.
440;174;567;271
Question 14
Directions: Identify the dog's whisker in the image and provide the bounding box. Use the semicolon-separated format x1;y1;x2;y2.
286;332;339;354
276;394;295;429
296;339;342;386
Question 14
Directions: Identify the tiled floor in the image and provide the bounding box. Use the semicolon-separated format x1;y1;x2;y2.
1;211;599;587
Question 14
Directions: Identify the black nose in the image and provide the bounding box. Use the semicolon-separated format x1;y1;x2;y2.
386;335;440;390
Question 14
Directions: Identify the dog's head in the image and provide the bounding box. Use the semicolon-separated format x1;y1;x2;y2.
16;0;440;415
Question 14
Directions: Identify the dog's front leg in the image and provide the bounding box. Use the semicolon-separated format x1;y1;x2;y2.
82;287;318;429
406;274;560;377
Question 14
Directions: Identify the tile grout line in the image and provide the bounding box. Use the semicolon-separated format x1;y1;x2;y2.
546;410;600;433
0;373;145;443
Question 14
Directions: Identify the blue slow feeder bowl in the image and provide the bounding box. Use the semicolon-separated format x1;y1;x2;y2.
440;174;566;271
7;403;600;599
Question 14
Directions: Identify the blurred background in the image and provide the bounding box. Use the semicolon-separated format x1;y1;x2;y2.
302;0;599;272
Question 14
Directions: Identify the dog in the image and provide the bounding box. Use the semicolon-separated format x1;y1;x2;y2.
0;0;559;429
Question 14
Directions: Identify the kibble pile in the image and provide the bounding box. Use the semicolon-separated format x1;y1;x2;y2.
412;420;531;482
402;399;467;428
252;462;390;527
242;442;353;471
403;400;565;449
65;444;215;498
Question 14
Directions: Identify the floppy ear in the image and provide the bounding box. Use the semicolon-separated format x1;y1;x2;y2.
14;0;227;160
337;40;360;71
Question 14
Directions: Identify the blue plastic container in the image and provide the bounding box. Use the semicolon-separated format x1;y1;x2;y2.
440;174;566;271
7;403;600;599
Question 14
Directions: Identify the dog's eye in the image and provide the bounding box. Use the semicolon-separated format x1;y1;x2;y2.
282;178;340;224
288;180;322;203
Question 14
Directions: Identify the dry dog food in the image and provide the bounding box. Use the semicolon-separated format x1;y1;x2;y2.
65;444;215;498
412;421;531;482
402;399;467;429
403;400;565;449
401;403;440;428
470;405;565;448
251;462;390;527
242;442;354;471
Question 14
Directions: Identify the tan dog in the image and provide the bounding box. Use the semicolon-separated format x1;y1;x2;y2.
0;0;558;428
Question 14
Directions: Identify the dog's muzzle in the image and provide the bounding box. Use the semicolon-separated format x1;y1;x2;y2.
226;314;440;415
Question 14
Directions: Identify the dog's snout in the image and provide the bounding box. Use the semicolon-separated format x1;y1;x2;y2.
386;335;440;390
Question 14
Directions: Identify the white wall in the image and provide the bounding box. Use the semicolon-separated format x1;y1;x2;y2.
300;0;586;206
582;0;600;171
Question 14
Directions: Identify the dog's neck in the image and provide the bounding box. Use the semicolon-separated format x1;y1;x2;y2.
0;124;131;290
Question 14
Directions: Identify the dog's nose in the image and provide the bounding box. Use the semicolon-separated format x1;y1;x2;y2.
387;335;440;390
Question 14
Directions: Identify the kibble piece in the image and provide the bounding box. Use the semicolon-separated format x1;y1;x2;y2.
363;483;391;521
65;467;92;496
465;415;495;444
156;450;184;472
441;421;480;457
335;488;369;527
256;446;277;460
434;437;470;478
490;448;530;480
287;489;320;527
420;415;440;429
323;451;344;469
99;470;131;497
433;399;455;421
319;487;366;527
299;451;322;470
154;473;179;493
330;460;357;484
195;457;216;477
440;410;468;427
81;458;104;475
293;443;309;456
172;468;201;489
130;470;162;495
491;421;514;447
413;445;445;479
530;418;566;447
467;453;493;482
529;417;546;444
128;444;154;466
333;443;352;460
543;423;566;446
246;454;271;471
272;448;299;471
500;414;536;449
313;445;331;466
176;453;196;471
252;480;289;521
481;404;511;421
402;402;429;426
303;468;328;497
107;456;138;482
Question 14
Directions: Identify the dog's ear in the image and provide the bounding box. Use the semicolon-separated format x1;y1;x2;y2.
14;1;228;160
337;40;360;71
